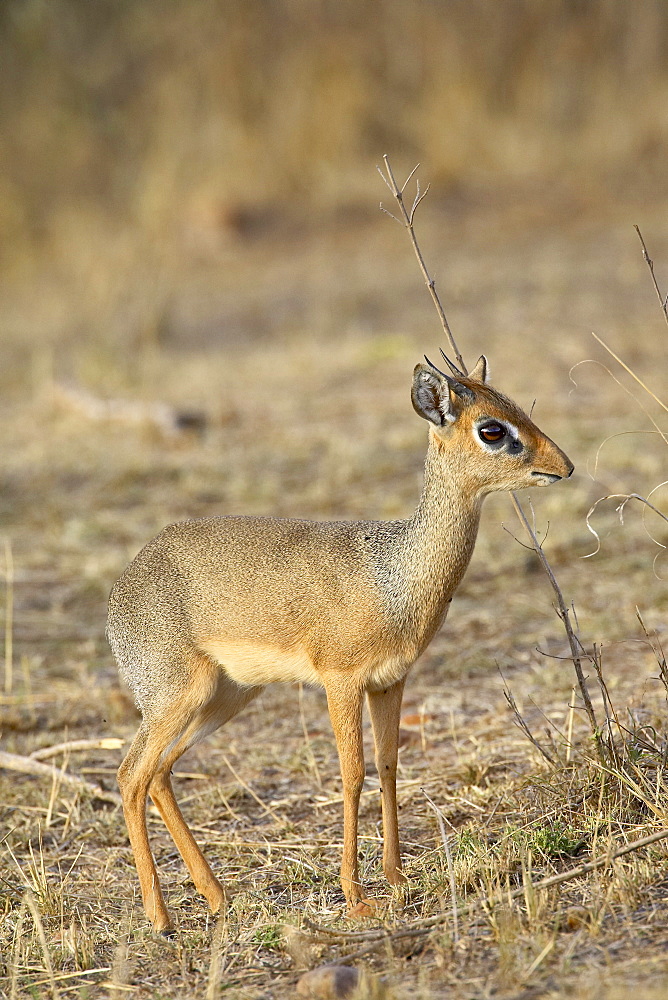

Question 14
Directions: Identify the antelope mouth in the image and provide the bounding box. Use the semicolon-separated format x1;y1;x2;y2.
531;471;564;484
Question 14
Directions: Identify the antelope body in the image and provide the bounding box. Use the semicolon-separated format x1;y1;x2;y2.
108;355;573;932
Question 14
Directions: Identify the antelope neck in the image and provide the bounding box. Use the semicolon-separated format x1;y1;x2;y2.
406;433;483;585
373;434;483;640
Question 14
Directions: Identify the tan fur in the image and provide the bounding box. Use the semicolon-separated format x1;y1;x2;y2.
108;356;573;931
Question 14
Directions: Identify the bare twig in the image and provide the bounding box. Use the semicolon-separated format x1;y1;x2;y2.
0;749;122;806
502;683;557;766
634;225;668;327
377;156;465;373
509;495;600;748
29;738;124;761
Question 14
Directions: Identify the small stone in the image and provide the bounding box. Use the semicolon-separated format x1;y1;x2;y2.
296;965;360;999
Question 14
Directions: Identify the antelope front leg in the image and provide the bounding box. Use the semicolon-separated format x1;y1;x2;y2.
324;678;367;905
367;678;407;887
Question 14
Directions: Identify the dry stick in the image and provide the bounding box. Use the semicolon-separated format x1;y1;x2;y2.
502;684;557;767
30;737;124;761
0;749;122;806
509;496;600;748
377;157;600;746
379;156;466;374
566;686;576;764
634;224;668;327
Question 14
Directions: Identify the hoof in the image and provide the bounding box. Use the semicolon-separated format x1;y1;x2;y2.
150;912;175;936
348;899;377;920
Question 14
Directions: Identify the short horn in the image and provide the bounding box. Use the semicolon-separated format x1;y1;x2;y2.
439;349;465;378
424;355;474;401
423;355;451;380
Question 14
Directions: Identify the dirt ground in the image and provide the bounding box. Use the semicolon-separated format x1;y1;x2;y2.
1;186;667;998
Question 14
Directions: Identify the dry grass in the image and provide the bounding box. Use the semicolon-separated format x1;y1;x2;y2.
0;178;667;998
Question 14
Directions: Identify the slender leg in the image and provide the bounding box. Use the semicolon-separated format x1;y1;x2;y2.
120;661;261;930
367;678;407;887
324;677;367;905
117;724;174;933
148;674;261;915
149;747;226;914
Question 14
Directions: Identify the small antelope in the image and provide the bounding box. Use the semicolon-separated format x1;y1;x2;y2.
108;355;573;932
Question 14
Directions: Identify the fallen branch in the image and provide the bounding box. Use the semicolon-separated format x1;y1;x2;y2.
0;750;121;806
30;737;124;761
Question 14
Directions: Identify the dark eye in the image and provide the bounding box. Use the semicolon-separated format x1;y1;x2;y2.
479;422;506;443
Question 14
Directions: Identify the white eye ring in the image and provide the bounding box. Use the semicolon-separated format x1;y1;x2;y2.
475;418;522;452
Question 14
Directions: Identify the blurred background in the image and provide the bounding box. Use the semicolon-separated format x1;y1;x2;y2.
2;0;668;377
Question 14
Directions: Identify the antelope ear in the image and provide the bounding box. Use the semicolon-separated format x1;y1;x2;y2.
469;355;490;383
411;365;456;426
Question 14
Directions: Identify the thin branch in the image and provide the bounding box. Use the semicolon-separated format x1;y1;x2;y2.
377;156;466;373
30;738;124;761
502;679;557;766
509;495;600;747
634;225;668;327
410;181;431;225
0;749;121;806
379;203;403;226
400;162;420;193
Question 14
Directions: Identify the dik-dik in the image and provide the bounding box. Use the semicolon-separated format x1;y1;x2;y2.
108;355;573;932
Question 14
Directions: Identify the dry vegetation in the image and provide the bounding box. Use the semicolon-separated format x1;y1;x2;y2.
1;3;668;999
